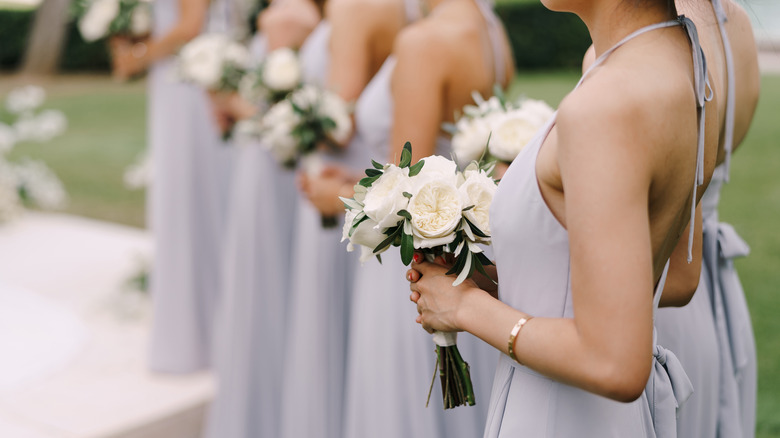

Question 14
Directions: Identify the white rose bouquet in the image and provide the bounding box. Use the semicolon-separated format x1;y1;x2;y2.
73;0;153;42
260;84;352;168
448;89;554;168
340;142;497;409
176;33;251;92
0;86;69;223
239;47;303;106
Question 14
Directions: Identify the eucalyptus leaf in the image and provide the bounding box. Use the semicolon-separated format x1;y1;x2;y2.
408;159;425;177
400;231;414;265
399;142;412;168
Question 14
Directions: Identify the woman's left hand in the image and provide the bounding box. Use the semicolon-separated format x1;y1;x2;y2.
299;164;354;216
407;254;479;333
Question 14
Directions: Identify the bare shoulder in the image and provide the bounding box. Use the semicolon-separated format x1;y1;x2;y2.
326;0;398;24
260;0;319;29
393;19;450;70
558;57;694;158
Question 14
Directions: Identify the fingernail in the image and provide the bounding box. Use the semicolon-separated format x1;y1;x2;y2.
407;272;412;281
413;253;421;263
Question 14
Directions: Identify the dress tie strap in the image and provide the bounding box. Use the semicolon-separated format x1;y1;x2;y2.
711;0;736;181
678;15;714;262
475;0;507;86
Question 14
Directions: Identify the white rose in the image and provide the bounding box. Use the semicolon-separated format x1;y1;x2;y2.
488;110;543;162
321;92;352;144
362;164;411;230
14;159;66;209
347;217;389;263
290;84;318;109
33;110;68;141
413;154;458;186
451;117;490;168
261;100;299;163
407;179;462;249
5;85;45;114
79;0;120;42
13;115;38;143
0;123;16;153
179;34;229;89
459;169;496;238
129;2;152;36
519;98;555;125
224;42;251;70
263;48;302;92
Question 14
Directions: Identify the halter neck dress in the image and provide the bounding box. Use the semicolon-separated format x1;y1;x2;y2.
657;2;756;436
203;31;299;438
146;0;233;373
343;2;507;437
485;17;709;437
278;21;362;438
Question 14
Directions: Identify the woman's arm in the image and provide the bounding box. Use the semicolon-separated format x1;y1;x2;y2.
259;0;320;51
410;73;689;403
114;0;208;78
388;26;446;163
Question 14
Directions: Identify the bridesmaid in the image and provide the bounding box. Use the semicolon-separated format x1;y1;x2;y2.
203;1;322;437
113;0;232;372
655;0;759;436
277;1;408;437
406;0;721;436
301;1;513;436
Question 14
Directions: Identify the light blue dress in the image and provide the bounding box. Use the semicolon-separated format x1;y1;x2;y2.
485;18;705;437
146;0;232;373
343;2;505;437
203;33;299;438
657;2;756;436
278;21;362;438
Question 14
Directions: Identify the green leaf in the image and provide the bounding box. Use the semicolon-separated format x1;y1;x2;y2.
400;230;414;265
463;217;490;239
371;160;384;170
475;251;494;266
397;209;412;220
365;168;382;177
402;192;413;199
359;174;381;187
399;142;412;168
445;247;469;276
374;225;402;254
408;159;425;177
462;205;475;212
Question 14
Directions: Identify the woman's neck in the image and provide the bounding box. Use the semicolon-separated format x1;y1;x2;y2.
576;1;675;57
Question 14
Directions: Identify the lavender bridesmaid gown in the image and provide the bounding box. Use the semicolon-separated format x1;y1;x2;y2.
146;0;232;373
344;2;506;437
278;21;362;438
203;33;299;438
485;18;706;437
657;2;756;436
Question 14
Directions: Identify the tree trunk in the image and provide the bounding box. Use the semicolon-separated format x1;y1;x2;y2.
21;0;72;75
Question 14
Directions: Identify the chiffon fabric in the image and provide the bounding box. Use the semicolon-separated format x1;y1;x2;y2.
203;34;299;438
146;0;232;373
485;18;707;437
278;21;362;438
657;2;756;436
344;2;507;436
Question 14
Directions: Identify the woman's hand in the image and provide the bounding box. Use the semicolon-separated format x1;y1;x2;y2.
299;164;355;216
112;40;149;80
407;253;483;333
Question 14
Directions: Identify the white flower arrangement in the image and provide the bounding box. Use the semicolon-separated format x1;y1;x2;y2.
0;86;69;224
259;84;352;168
176;33;251;91
239;47;303;105
74;0;153;42
449;89;554;168
340;142;497;409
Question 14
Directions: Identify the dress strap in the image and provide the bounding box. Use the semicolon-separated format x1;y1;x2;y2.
711;0;736;181
403;0;422;22
653;260;671;314
474;0;507;86
678;15;714;262
576;19;682;89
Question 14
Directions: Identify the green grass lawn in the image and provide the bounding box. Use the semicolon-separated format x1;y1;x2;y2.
2;71;778;436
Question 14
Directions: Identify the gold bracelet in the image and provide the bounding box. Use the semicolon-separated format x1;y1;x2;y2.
508;316;532;364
